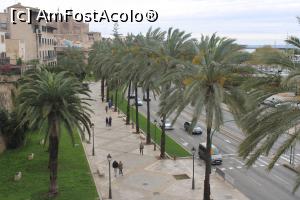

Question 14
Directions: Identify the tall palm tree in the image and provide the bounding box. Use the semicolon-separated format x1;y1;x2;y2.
16;69;92;196
238;31;300;193
156;27;196;158
139;27;166;144
160;34;249;200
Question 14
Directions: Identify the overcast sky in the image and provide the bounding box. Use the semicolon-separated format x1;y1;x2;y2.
1;0;299;45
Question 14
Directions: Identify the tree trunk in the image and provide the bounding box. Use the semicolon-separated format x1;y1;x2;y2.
135;84;139;133
114;89;118;112
101;79;105;102
106;81;109;103
146;87;151;144
126;81;131;125
203;109;213;200
49;116;59;196
160;114;166;159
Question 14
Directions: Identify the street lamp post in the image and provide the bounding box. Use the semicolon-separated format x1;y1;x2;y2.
131;106;134;129
191;147;196;190
91;123;95;156
154;119;157;151
107;154;112;199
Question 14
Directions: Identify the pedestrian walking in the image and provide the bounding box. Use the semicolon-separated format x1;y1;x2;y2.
112;160;118;177
105;117;109;127
105;105;108;113
108;99;112;109
118;161;123;176
108;116;112;127
139;141;144;155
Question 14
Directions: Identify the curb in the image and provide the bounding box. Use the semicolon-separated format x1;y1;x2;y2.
282;163;300;173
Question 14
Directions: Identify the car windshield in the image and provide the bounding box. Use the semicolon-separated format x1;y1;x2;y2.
211;147;219;155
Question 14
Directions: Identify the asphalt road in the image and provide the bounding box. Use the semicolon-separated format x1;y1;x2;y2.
134;90;300;200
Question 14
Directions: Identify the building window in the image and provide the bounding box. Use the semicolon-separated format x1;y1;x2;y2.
0;35;4;43
0;23;7;30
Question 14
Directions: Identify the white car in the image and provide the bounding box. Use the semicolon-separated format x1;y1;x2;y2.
136;98;143;106
164;119;173;130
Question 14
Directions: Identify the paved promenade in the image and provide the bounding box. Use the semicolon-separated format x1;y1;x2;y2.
82;81;248;200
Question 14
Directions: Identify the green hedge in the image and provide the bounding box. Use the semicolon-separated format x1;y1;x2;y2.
114;92;191;157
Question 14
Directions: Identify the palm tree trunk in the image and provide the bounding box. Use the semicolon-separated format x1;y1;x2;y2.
135;84;139;133
49;116;59;196
160;114;166;158
106;81;109;103
146;87;151;144
203;109;213;200
101;79;105;102
114;89;118;112
126;81;131;125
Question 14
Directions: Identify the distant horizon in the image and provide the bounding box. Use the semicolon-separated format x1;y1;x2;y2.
1;0;299;45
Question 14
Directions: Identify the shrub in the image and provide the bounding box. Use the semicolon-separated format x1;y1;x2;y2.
0;108;28;149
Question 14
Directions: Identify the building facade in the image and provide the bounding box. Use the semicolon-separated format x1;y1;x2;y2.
0;3;57;65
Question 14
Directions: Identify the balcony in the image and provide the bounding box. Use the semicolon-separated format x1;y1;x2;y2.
43;56;57;61
0;57;10;66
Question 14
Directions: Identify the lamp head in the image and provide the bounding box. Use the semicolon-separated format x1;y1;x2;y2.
191;147;196;155
107;153;112;161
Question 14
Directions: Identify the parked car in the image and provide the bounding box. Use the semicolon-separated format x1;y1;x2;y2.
184;122;203;135
198;143;222;165
135;98;143;106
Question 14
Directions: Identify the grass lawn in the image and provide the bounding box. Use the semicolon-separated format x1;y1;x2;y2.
0;131;98;200
113;92;191;158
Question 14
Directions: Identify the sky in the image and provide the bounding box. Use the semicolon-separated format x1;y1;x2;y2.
1;0;300;45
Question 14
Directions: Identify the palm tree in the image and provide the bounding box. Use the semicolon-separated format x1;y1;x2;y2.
139;27;166;144
16;69;92;196
57;48;87;81
155;27;195;158
238;30;300;193
160;34;249;200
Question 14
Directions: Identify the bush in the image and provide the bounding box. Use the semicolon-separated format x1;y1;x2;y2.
0;109;28;149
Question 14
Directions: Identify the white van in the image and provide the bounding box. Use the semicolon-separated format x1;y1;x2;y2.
198;143;222;165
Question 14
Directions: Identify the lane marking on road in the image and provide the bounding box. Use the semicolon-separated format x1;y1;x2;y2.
259;164;265;167
229;167;234;170
273;174;290;186
182;142;189;146
252;164;257;168
225;139;231;144
222;153;236;156
236;166;242;169
231;157;245;165
280;155;291;162
258;157;269;165
221;168;226;171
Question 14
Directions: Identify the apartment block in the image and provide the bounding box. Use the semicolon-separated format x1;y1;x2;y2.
53;19;101;49
0;3;57;66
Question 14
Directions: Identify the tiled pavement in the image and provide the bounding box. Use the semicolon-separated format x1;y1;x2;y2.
82;81;249;200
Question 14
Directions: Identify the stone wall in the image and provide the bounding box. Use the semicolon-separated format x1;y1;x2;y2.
0;75;18;111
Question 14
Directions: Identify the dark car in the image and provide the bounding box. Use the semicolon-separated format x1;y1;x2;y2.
184;122;203;135
198;143;222;165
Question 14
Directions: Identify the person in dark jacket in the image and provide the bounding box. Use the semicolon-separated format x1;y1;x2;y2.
112;160;118;177
108;116;112;127
105;117;109;127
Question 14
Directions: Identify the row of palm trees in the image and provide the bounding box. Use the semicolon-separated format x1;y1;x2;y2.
11;23;300;198
90;24;300;198
89;26;255;199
